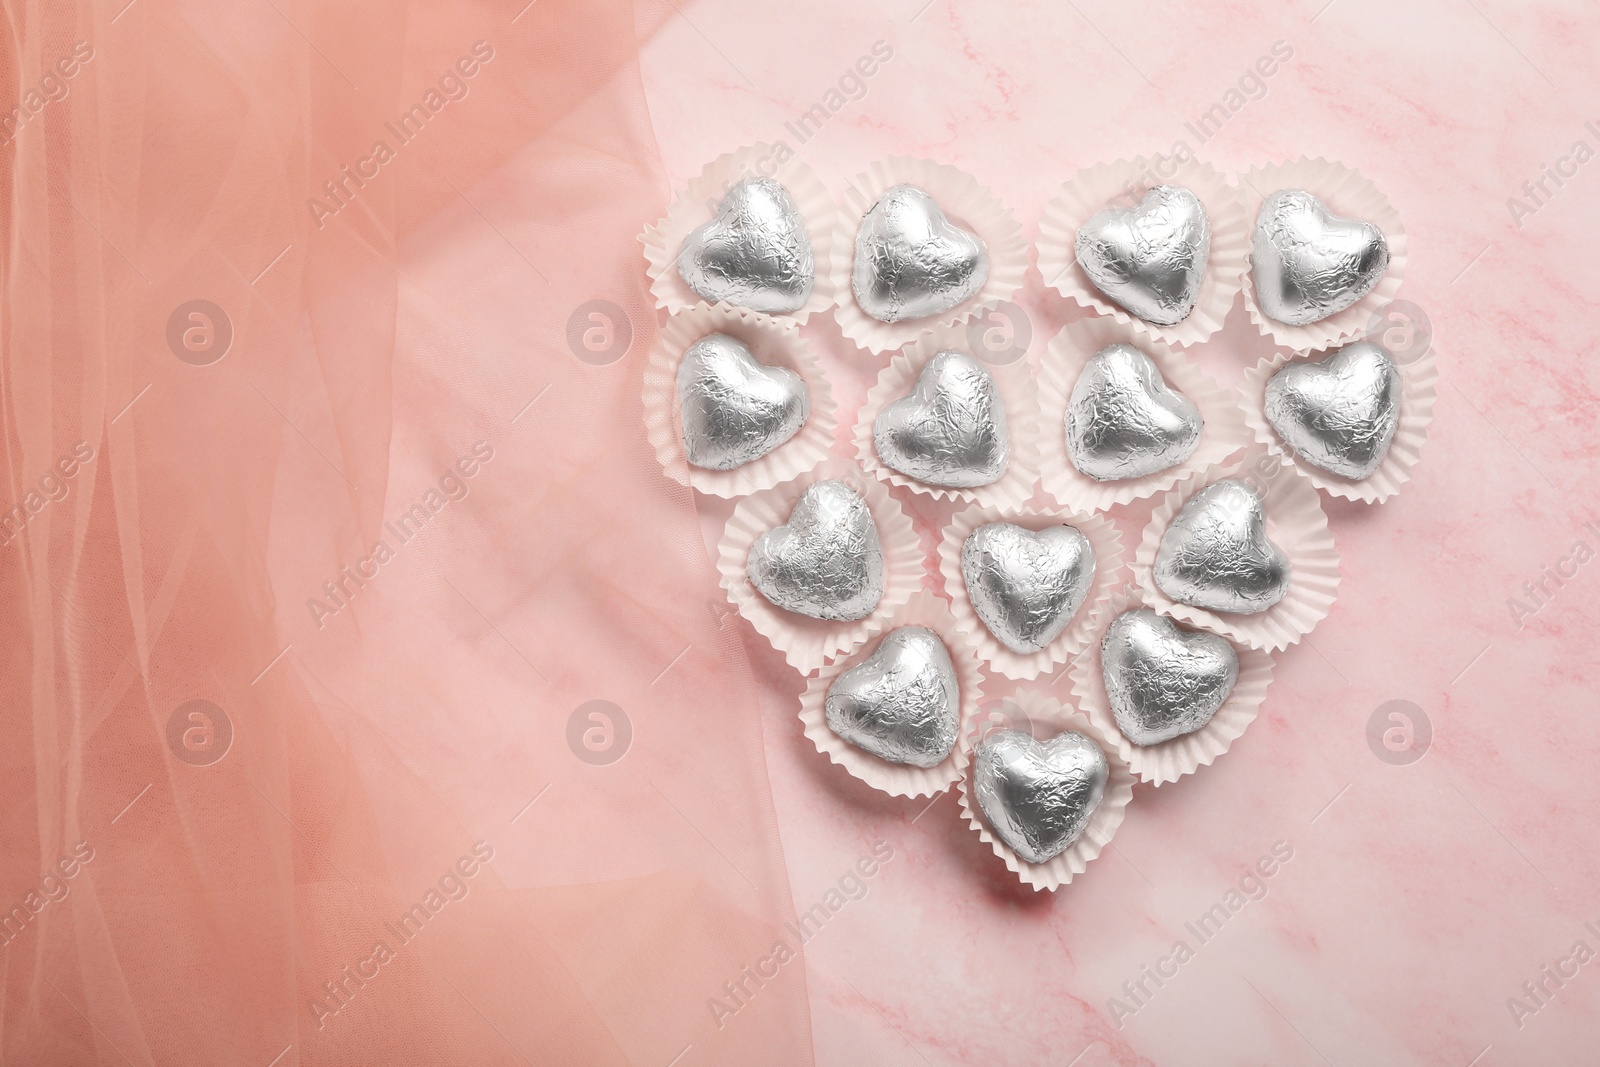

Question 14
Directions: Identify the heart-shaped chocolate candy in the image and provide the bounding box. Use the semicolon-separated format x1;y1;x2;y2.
852;185;988;323
1252;189;1389;326
1265;341;1401;480
973;728;1108;864
677;178;814;314
1154;479;1290;615
749;480;884;621
1101;609;1239;746
1075;185;1210;326
678;333;810;470
961;522;1096;654
874;350;1009;487
825;626;960;767
1066;343;1203;481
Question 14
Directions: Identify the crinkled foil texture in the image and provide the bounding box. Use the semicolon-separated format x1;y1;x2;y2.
875;350;1009;487
1075;185;1210;326
1101;609;1239;746
1154;479;1290;615
1265;341;1400;480
825;626;960;767
677;333;810;471
748;480;884;621
1252;189;1388;326
1066;343;1202;482
852;184;988;323
973;729;1108;864
961;522;1095;653
677;177;814;313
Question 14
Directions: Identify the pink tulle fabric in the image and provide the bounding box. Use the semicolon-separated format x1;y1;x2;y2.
0;1;813;1063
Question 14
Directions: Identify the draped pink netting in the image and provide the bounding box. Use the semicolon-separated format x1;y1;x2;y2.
0;0;813;1063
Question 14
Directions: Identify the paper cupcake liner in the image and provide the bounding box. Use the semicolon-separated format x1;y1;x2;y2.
1036;317;1251;514
829;157;1027;355
1070;585;1275;786
641;144;840;324
937;503;1125;680
1239;157;1408;351
1131;449;1340;652
798;592;985;798
717;458;923;674
1036;155;1248;349
643;303;839;498
855;323;1040;510
956;689;1135;892
1240;341;1438;505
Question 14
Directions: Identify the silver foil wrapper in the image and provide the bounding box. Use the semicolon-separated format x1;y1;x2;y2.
1265;341;1401;480
1066;343;1202;482
852;184;988;323
825;626;960;768
677;178;815;314
1075;185;1210;326
677;333;810;471
1252;189;1388;326
748;480;884;622
874;350;1009;487
962;522;1095;654
1101;609;1239;746
1154;479;1290;615
974;728;1108;864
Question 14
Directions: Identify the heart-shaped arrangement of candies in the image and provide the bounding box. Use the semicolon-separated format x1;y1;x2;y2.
642;151;1431;890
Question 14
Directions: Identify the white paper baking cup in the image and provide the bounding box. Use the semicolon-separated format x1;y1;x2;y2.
936;503;1125;680
642;302;838;498
1239;157;1408;351
1131;449;1340;652
642;143;841;323
717;458;923;674
1070;585;1275;786
1037;155;1248;349
1036;316;1251;514
956;689;1135;892
798;591;985;798
829;156;1027;354
1239;341;1438;505
855;323;1040;510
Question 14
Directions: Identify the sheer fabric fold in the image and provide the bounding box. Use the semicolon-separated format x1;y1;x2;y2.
0;0;813;1062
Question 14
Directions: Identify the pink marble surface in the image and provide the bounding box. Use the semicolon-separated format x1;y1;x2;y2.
641;1;1600;1064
